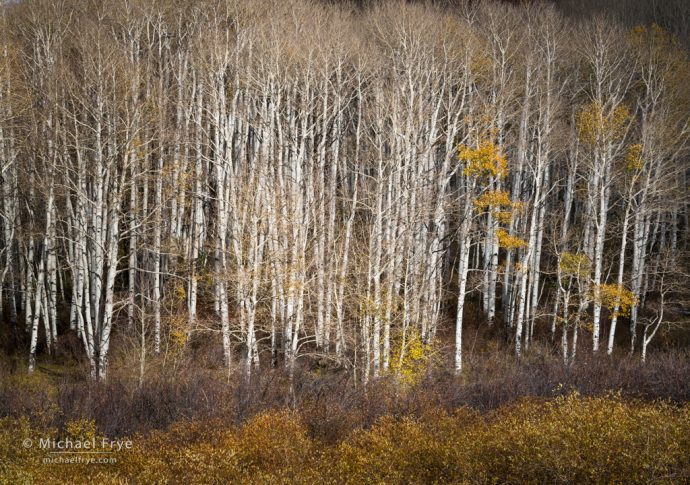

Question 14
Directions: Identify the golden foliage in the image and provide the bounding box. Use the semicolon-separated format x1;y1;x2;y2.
629;23;682;67
168;313;189;351
596;283;638;317
576;102;631;147
474;190;524;237
174;283;186;301
4;395;688;484
470;51;493;78
496;210;513;224
390;330;435;386
459;141;508;179
496;228;527;250
65;419;97;442
334;394;690;484
625;143;645;171
559;252;591;278
473;190;512;210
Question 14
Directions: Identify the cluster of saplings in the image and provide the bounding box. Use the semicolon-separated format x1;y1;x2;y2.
0;0;688;386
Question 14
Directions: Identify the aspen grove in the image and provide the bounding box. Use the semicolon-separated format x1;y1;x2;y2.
1;0;689;383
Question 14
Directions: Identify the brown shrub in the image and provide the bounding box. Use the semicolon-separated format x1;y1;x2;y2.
2;395;688;484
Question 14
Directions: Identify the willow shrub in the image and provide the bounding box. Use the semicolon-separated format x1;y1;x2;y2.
1;394;689;484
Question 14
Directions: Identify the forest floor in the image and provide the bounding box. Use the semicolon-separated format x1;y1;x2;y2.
1;328;689;483
1;392;689;484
